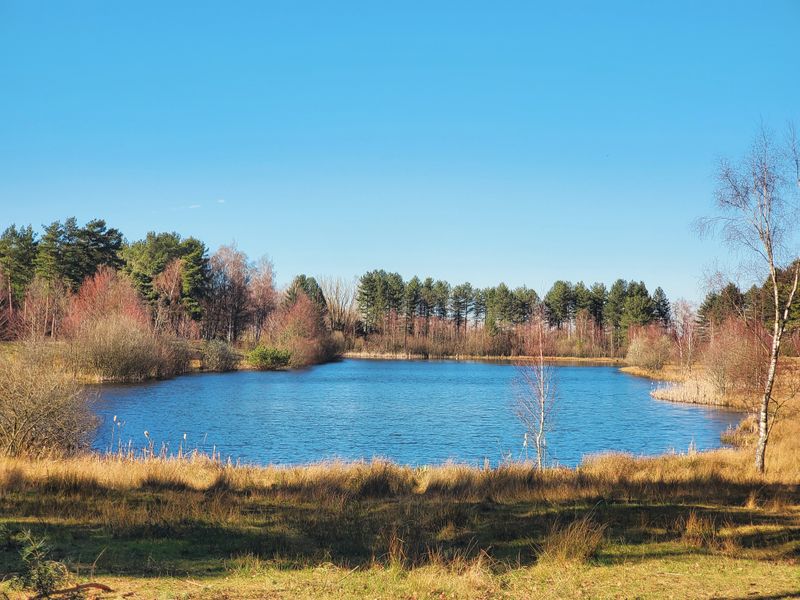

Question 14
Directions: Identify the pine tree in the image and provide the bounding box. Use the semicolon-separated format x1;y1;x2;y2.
450;282;474;334
651;286;671;327
0;224;38;304
543;280;574;329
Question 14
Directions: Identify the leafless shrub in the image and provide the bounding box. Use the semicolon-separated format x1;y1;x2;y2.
202;339;240;371
0;343;95;457
625;326;673;371
67;314;180;382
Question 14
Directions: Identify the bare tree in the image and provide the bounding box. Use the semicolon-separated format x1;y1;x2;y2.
203;245;251;343
672;299;698;373
700;124;800;473
319;276;357;336
152;258;184;335
249;257;277;343
515;308;557;470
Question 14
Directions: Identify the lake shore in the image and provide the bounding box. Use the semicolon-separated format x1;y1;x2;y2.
2;445;799;599
342;350;626;366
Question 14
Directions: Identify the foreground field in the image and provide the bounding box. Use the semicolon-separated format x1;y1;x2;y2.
1;444;799;599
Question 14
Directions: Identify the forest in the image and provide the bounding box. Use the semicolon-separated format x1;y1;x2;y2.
1;216;798;383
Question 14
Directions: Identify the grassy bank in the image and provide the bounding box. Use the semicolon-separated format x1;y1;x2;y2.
3;351;799;598
2;442;799;598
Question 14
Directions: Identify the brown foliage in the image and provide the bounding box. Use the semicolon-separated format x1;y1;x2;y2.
271;292;335;368
62;266;150;337
0;343;95;457
248;257;277;343
625;325;673;372
17;276;68;340
702;317;767;400
64;268;189;381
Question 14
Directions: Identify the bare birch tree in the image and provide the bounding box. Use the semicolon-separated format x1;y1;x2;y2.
319;276;357;336
700;124;800;473
515;308;557;470
672;299;698;373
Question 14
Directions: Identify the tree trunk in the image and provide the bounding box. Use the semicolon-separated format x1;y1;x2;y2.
755;264;798;473
755;326;781;473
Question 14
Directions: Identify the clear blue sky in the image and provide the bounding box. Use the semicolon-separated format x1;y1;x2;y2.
1;1;798;302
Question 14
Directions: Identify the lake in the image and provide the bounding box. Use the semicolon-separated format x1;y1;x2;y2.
94;359;742;467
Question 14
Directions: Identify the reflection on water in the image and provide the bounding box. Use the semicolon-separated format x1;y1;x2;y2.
94;359;742;467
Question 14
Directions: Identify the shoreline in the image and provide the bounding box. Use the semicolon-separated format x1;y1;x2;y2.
342;351;626;366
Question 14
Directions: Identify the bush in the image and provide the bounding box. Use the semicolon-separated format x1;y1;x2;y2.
625;327;672;371
537;515;606;564
203;339;240;372
10;530;71;597
0;343;96;457
247;346;291;370
68;315;164;382
156;337;192;378
702;317;766;397
271;292;337;368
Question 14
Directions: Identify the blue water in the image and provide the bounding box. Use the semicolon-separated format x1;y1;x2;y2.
93;359;742;467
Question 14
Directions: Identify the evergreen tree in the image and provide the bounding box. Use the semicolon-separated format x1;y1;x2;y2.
697;283;744;334
651;286;671;327
404;276;422;333
431;280;450;319
121;231;209;319
511;286;539;324
543;280;574;328
572;281;592;314
472;288;486;327
450;282;474;333
588;282;607;325
34;221;65;283
619;281;654;331
286;274;327;312
357;270;381;333
604;279;628;350
489;283;514;328
385;272;405;315
75;219;123;279
0;224;38;303
179;238;210;320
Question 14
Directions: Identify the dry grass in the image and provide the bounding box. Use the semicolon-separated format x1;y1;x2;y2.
2;357;800;597
651;377;729;406
537;515;606;564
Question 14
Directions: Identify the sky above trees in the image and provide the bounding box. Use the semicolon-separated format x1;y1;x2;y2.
1;1;798;301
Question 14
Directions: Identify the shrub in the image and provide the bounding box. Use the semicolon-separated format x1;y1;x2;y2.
63;268;188;382
702;317;766;398
68;314;163;382
156;337;192;377
247;346;291;370
271;292;337;368
537;515;606;564
625;326;672;371
0;343;95;457
203;339;240;372
10;530;71;597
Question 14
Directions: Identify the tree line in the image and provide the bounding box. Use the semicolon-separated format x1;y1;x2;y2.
355;269;672;357
0;218;342;374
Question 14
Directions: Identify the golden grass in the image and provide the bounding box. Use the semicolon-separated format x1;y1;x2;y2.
537;515;606;564
2;356;800;598
0;448;780;506
651;377;728;406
